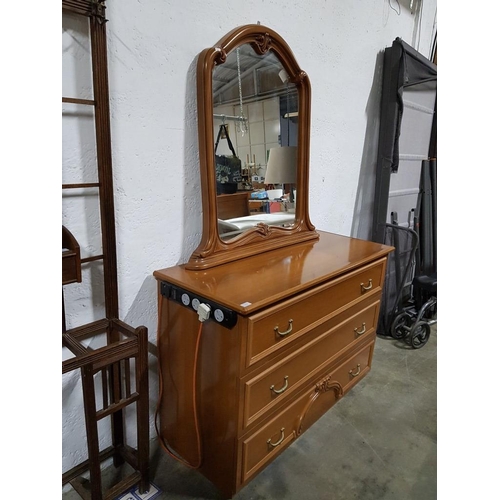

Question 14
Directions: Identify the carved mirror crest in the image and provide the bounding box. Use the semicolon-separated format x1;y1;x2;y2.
187;24;318;270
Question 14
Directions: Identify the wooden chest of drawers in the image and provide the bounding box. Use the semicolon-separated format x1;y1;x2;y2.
154;231;392;498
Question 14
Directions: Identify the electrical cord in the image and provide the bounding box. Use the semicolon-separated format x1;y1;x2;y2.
389;0;401;15
154;293;204;469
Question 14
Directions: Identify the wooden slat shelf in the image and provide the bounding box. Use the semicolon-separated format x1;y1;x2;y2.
61;318;150;499
96;393;140;420
63;183;100;189
81;254;104;264
62;97;96;106
62;335;138;374
62;446;115;486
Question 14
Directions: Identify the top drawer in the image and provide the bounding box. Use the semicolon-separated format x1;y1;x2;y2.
245;258;385;367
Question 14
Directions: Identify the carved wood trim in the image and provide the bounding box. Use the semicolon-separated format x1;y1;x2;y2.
186;24;318;270
296;376;344;436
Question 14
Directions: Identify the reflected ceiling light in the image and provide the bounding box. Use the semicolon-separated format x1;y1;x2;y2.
278;69;290;84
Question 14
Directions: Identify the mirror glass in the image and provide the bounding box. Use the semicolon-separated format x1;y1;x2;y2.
212;43;299;241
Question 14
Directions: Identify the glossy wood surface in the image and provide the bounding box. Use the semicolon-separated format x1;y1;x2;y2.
186;24;318;270
157;300;380;497
245;295;379;368
155;230;392;497
154;24;393;494
238;340;374;485
157;294;244;496
245;259;383;361
241;302;380;428
154;230;393;314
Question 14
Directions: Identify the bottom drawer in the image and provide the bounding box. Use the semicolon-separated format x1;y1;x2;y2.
239;341;374;485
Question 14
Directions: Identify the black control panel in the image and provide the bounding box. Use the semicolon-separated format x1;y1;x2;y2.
160;282;238;329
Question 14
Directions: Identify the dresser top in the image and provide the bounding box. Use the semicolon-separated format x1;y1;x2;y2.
154;231;393;314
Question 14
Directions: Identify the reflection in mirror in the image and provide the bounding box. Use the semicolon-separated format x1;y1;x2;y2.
212;43;299;241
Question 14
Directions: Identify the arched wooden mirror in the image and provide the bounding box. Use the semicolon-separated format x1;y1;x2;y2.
187;24;318;270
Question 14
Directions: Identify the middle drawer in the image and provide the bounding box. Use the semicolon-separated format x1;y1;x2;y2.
240;300;379;429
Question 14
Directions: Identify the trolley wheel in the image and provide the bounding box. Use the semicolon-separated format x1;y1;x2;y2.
409;321;431;349
391;312;411;339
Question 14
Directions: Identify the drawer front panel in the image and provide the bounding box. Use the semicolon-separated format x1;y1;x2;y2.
246;259;385;366
330;341;374;392
242;302;379;428
240;391;306;485
239;341;374;485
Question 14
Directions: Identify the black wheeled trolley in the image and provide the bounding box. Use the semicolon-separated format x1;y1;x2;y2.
380;217;437;349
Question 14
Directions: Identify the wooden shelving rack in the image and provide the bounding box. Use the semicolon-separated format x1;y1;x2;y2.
62;2;150;499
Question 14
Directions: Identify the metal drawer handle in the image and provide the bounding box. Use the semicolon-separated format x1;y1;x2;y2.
270;376;289;394
274;319;293;337
349;364;361;377
360;279;373;292
267;427;285;448
354;323;366;335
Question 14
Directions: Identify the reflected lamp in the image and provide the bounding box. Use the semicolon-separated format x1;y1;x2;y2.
264;146;297;199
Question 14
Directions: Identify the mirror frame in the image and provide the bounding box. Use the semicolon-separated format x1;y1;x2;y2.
186;24;318;270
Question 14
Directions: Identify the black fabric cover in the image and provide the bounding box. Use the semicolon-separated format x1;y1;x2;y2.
388;38;437;173
215;124;241;194
371;37;437;244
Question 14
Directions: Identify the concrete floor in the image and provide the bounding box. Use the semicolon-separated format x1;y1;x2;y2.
64;326;437;500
